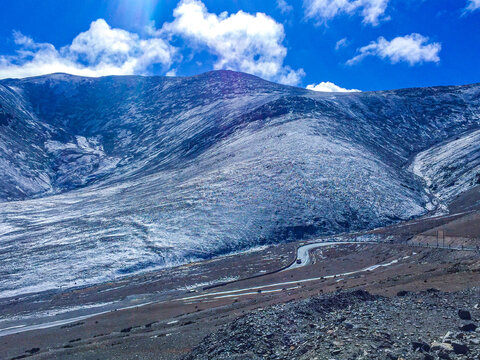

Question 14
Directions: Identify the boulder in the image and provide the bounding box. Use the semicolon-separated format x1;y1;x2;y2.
458;310;472;320
412;341;431;352
459;323;477;332
437;351;451;359
430;341;453;352
451;342;469;355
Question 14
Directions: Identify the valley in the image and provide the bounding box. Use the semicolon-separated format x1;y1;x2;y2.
0;202;479;359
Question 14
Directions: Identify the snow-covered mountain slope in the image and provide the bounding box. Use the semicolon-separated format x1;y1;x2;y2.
0;84;53;200
0;82;118;200
0;71;479;297
411;128;480;201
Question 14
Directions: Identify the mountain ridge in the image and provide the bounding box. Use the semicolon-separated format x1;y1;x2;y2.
0;70;479;297
3;69;480;92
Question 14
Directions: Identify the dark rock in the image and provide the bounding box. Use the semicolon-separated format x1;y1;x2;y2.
120;327;132;333
397;290;409;297
25;348;40;354
437;351;451;360
451;342;469;355
458;310;471;320
459;323;477;332
412;341;431;352
182;289;480;360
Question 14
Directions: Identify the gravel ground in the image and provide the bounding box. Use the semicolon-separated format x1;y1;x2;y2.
184;289;480;360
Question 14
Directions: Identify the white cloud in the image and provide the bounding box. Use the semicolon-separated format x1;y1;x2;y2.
0;2;304;85
277;0;294;14
347;33;441;66
161;0;304;85
304;0;390;26
166;69;177;76
306;81;360;92
0;19;176;79
335;37;348;50
465;0;480;12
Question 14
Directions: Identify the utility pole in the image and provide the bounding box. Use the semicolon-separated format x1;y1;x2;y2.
438;229;445;248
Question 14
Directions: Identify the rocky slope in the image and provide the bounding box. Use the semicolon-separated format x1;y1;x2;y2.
185;289;480;360
0;71;479;297
411;128;480;202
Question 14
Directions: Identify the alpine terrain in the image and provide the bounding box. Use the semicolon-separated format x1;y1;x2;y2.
1;70;480;298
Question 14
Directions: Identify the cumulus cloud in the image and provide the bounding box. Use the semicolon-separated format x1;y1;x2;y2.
304;0;390;26
161;0;305;85
0;1;304;85
306;81;360;92
335;37;348;50
277;0;294;14
465;0;480;12
346;33;441;66
0;19;176;79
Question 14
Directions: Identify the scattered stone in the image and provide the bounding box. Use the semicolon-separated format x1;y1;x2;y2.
451;342;469;355
459;323;477;332
412;341;430;352
437;350;451;359
442;331;453;342
458;310;471;320
430;341;453;352
182;289;480;360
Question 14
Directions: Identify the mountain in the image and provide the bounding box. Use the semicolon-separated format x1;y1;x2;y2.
0;70;479;297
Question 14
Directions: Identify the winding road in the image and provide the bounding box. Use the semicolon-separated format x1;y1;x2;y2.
283;241;375;271
0;239;474;338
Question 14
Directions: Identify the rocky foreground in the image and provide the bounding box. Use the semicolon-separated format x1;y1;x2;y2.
185;289;480;360
1;241;479;360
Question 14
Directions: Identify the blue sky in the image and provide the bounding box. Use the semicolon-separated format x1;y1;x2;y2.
0;0;479;91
